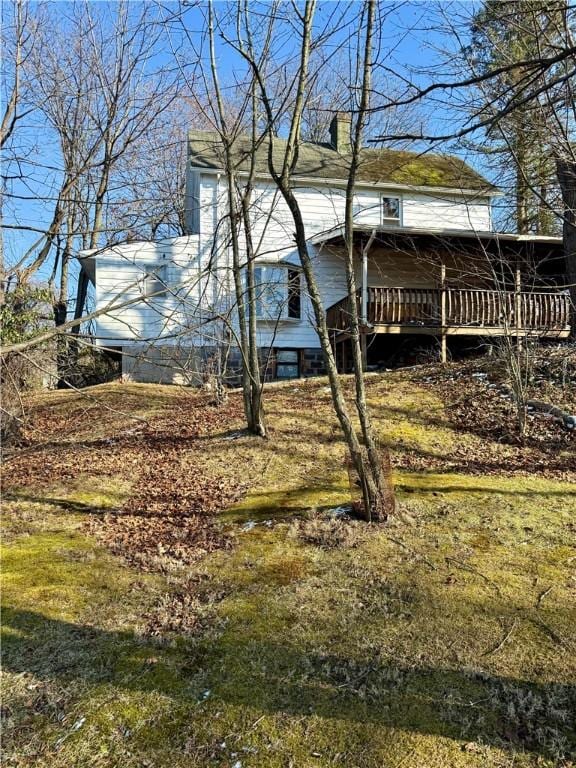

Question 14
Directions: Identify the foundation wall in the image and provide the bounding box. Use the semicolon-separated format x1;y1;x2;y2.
120;345;327;385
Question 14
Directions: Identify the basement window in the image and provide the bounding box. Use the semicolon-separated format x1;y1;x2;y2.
276;349;300;379
382;196;401;225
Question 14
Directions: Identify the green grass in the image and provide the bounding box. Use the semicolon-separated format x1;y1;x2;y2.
2;376;575;767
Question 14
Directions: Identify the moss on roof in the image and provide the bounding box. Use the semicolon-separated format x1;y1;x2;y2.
188;130;496;193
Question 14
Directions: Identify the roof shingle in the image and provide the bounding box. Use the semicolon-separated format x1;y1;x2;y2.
188;130;496;193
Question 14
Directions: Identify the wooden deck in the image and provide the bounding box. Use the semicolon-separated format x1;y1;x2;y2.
326;286;571;340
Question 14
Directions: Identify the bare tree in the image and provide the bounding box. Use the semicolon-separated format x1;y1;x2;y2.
108;107;199;241
347;1;396;517
223;0;395;520
368;2;575;321
0;0;35;152
193;1;267;435
2;1;190;390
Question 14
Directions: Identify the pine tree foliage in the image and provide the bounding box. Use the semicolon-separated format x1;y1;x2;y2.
467;1;568;234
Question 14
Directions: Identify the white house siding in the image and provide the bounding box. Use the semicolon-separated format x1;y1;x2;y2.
93;235;229;348
237;180;491;257
91;169;493;380
228;177;491;349
402;193;490;231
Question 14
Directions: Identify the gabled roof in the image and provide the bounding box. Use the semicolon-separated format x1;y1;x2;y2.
188;129;497;194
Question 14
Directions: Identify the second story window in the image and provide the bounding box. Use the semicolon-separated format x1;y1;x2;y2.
382;196;401;225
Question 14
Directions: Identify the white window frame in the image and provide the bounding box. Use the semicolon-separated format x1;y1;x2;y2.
143;264;168;298
381;195;402;226
253;264;302;322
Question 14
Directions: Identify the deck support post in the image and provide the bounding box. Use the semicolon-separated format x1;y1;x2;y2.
359;231;375;373
440;261;447;363
360;333;368;372
515;267;522;350
361;243;368;325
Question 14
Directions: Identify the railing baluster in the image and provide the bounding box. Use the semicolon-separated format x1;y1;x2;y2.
326;287;569;338
521;293;527;329
367;287;371;325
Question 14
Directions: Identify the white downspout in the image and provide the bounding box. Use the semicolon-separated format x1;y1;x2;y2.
361;228;376;325
214;172;221;308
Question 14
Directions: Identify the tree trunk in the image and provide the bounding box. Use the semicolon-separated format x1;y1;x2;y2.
243;0;392;519
342;0;394;521
282;188;378;519
53;298;69;389
515;129;530;234
241;191;266;437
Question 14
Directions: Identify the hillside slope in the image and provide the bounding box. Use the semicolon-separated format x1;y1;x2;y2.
2;369;575;767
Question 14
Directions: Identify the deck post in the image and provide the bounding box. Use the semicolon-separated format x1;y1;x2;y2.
440;261;447;363
515;267;522;349
361;245;368;325
360;231;376;372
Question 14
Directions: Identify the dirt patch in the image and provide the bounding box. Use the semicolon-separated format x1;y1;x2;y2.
288;511;367;549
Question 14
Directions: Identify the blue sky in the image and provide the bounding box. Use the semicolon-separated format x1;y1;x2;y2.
3;0;497;291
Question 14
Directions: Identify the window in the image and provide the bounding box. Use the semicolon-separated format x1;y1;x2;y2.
288;269;301;319
276;349;299;379
144;265;168;298
253;265;301;321
382;196;401;225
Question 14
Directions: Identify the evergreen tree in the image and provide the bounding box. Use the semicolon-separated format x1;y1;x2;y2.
467;1;565;234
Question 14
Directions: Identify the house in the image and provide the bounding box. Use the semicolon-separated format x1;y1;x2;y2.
81;114;570;384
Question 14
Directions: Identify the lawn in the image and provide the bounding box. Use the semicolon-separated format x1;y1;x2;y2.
2;369;575;767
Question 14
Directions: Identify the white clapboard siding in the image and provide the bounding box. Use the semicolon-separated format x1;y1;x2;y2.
92;170;493;350
94;235;231;345
402;193;490;230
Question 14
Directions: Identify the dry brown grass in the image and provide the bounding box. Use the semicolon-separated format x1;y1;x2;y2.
2;370;575;768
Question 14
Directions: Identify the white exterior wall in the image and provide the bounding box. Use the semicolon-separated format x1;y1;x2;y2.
92;234;231;347
92;170;492;351
248;182;491;247
231;177;491;349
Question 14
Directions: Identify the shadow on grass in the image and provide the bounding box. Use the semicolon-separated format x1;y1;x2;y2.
376;399;575;455
394;477;576;497
2;492;112;515
221;483;348;522
3;607;575;760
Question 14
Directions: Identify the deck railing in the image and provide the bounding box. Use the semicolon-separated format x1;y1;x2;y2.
326;286;571;336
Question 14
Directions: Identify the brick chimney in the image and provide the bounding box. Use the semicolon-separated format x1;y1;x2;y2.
329;112;352;154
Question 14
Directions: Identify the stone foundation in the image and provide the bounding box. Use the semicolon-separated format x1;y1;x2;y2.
301;348;325;377
119;344;326;385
